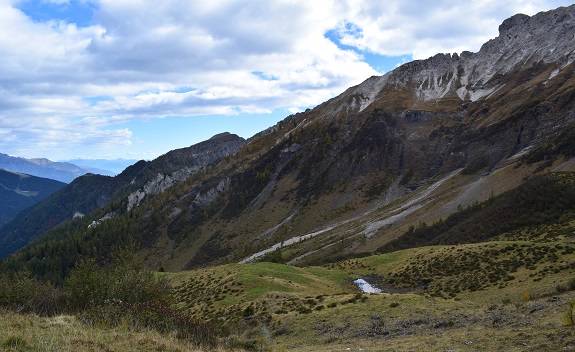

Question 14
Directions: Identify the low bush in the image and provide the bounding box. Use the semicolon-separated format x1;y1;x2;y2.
64;248;169;311
79;300;216;347
0;272;64;316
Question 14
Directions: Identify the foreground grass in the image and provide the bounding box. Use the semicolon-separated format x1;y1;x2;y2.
4;292;575;352
0;309;225;352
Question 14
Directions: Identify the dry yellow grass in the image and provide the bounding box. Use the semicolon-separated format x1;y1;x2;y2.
0;309;226;352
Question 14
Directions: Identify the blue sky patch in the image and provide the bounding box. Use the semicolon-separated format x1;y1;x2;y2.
252;71;278;81
16;0;97;27
325;26;412;73
84;96;113;106
363;52;413;74
168;87;198;94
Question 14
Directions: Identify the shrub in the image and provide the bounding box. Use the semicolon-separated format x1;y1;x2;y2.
63;258;109;311
563;299;575;327
79;300;216;346
64;248;169;312
0;272;64;316
556;283;569;293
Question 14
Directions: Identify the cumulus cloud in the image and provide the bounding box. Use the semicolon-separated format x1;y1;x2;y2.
0;0;572;158
329;0;573;59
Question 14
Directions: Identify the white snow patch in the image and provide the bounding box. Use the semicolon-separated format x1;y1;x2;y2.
362;170;460;237
354;278;381;293
239;225;337;264
544;68;560;85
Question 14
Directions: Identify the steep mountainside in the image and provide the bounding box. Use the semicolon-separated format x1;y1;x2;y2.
1;5;575;278
0;169;65;226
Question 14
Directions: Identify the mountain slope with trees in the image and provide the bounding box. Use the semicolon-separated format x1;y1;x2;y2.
1;5;575;279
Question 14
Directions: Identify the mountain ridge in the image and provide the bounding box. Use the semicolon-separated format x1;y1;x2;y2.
1;5;575;278
0;133;245;258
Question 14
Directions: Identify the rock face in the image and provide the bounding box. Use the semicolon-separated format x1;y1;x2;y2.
126;133;245;211
327;5;575;116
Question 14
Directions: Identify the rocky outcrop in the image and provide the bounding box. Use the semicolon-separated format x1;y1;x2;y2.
319;5;575;118
127;133;245;211
88;211;116;228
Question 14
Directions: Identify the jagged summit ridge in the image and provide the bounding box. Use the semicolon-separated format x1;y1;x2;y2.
399;5;575;101
331;4;575;115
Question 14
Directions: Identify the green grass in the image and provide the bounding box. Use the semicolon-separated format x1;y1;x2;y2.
165;228;575;351
5;226;575;351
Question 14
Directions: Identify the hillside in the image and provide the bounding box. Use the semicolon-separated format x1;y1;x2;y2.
0;169;65;226
0;5;575;281
3;220;575;350
165;238;575;351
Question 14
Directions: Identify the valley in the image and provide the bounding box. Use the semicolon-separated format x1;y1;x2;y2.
1;4;575;351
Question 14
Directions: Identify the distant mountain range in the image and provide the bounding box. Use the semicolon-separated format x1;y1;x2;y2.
63;159;138;175
0;153;138;183
0;169;65;226
1;5;575;281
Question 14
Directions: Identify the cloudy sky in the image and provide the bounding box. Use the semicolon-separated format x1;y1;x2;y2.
1;0;572;161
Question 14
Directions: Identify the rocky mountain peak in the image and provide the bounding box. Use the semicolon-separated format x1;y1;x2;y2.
498;13;530;34
325;4;575;117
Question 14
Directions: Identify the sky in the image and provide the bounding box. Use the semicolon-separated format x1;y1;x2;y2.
0;0;572;161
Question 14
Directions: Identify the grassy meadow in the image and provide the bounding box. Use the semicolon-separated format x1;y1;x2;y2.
2;212;575;351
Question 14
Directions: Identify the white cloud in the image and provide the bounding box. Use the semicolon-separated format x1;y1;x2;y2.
329;0;573;59
0;0;572;158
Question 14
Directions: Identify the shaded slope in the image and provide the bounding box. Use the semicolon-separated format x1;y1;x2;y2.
378;172;575;253
0;169;66;226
